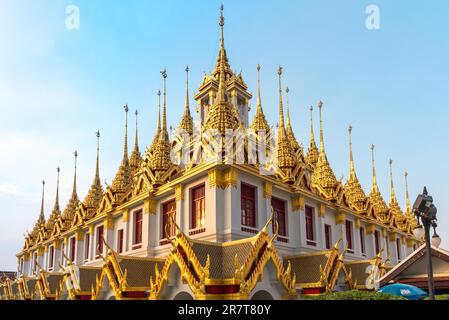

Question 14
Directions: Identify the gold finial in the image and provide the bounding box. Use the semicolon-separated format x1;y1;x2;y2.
405;171;411;212
277;66;285;130
389;159;397;202
39;180;45;223
309;105;315;144
54;167;60;212
348;125;355;176
219;4;225;47
157;90;161;132
95;130;100;182
123;105;129;159
257;64;262;111
133;110;139;151
286;86;292;128
370;144;378;192
160;68;168;134
318;100;325;153
73;150;78;196
185;65;190;112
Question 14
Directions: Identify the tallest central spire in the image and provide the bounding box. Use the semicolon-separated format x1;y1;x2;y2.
214;4;231;78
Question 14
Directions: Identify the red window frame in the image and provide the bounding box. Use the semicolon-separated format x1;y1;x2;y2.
305;206;315;245
96;225;104;258
117;229;124;253
69;237;76;263
191;184;205;229
161;200;176;239
133;210;143;246
360;227;366;255
271;197;287;237
84;233;90;261
345;220;353;252
241;183;256;228
324;224;332;249
396;238;401;261
374;230;380;254
49;246;54;270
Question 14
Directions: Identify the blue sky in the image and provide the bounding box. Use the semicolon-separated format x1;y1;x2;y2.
1;0;449;270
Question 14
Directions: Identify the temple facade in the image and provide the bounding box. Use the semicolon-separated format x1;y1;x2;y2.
3;6;421;300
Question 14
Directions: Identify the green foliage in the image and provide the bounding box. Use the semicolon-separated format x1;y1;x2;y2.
425;294;449;300
306;290;406;300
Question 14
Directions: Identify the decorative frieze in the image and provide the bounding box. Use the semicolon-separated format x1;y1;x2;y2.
144;199;157;215
54;240;61;250
104;216;114;230
366;223;375;234
175;185;184;201
318;204;326;218
76;230;84;241
335;210;346;224
354;218;361;229
291;194;304;211
263;181;272;199
37;246;44;257
122;208;129;222
208;168;238;189
389;232;397;241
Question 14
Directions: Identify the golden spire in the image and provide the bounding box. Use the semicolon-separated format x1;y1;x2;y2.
111;106;132;196
150;69;173;173
150;90;162;152
368;145;388;220
250;64;270;135
285;86;300;151
45;168;61;233
311;101;338;197
389;159;398;206
306;105;319;167
54;167;60;213
204;49;240;133
61;151;80;227
178;65;194;135
405;171;411;213
275;66;295;170
38;180;45;225
344;125;366;211
129;110;143;177
82;131;104;212
370;144;379;193
213;4;231;78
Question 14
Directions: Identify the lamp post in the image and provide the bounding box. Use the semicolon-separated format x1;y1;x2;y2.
412;187;439;300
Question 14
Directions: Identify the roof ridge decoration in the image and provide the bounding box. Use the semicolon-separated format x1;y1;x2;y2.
344;125;367;212
81;130;104;217
311;101;338;198
306;105;319;167
275;66;295;182
30;180;46;241
111;106;133;200
129;110;143;179
368;144;389;223
250;64;270;136
178;65;194;135
61;151;80;230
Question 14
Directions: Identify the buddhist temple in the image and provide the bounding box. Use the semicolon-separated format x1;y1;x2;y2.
2;5;423;301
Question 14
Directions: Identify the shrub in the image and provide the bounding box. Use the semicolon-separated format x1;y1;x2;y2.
306;290;406;300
